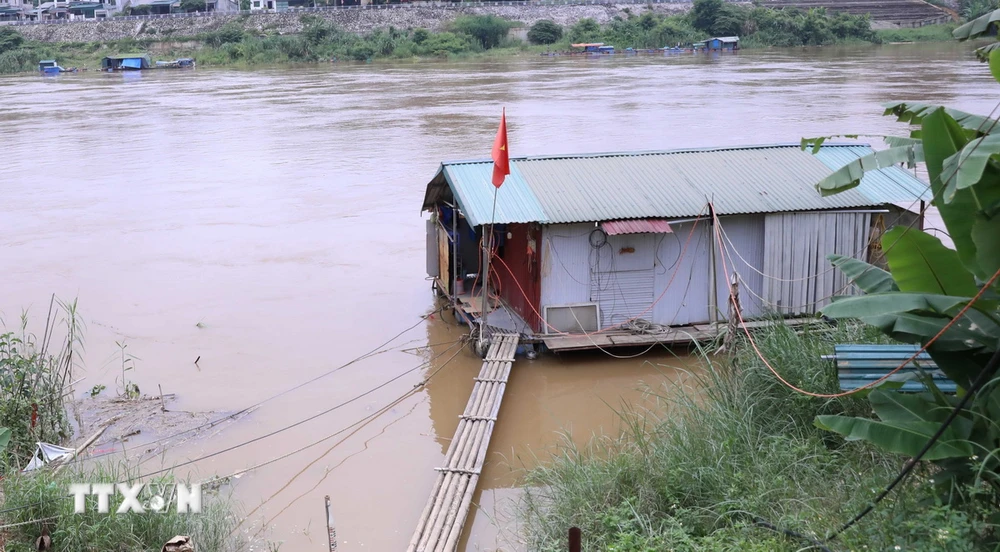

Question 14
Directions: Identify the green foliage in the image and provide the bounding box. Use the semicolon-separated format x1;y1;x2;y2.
179;0;205;12
568;18;601;43
0;48;36;75
414;31;474;56
0;460;253;552
690;0;724;34
240;0;250;10
960;0;998;20
0;303;79;466
204;23;247;47
0;27;25;54
412;27;430;44
877;23;958;43
522;322;991;550
806;52;1000;513
450;15;512;49
125;4;154;14
527;19;563;45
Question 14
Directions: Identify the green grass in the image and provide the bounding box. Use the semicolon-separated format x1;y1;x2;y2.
0;459;253;552
521;320;992;551
0;301;80;465
877;23;959;43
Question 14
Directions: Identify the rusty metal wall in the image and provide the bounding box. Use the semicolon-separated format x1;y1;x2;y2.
497;223;542;332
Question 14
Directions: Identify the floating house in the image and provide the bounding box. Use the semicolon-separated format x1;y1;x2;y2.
101;54;152;71
571;42;614;54
421;144;929;353
695;36;740;52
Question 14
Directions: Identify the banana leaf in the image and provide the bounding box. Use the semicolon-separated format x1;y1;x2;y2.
815;415;973;460
882;227;978;297
827;254;898;294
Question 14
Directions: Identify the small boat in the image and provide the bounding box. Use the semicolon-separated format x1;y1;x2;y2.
155;58;196;69
38;60;78;75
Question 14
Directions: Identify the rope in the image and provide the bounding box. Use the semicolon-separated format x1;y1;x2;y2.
79;313;435;464
139;339;465;478
711;206;1000;399
0;340;466;520
492;208;708;337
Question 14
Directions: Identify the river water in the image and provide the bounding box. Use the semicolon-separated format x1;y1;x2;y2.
0;42;995;550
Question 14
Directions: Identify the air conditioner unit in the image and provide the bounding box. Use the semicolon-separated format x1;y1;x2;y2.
543;303;600;335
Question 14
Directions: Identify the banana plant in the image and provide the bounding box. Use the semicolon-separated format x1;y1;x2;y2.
802;50;1000;500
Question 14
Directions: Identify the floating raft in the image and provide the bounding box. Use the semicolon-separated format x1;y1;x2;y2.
407;333;519;552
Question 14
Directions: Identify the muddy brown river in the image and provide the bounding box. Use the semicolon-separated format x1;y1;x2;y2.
1;42;996;550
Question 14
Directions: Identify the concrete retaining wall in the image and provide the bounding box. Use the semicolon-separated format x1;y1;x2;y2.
13;3;694;43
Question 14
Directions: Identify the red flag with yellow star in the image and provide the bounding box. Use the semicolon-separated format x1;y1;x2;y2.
491;108;509;188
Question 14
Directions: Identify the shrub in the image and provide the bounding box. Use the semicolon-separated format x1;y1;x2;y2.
0;27;25;54
416;31;473;56
451;14;512;49
527;19;563;44
206;23;246;47
0;48;35;75
567;18;601;42
412;27;430;44
179;0;205;12
1;460;254;552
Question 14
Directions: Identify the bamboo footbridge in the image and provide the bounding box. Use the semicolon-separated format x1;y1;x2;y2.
407;333;520;552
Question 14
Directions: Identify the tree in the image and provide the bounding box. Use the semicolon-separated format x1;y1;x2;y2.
0;28;24;55
527;19;563;45
451;15;512;50
806;33;1000;506
567;18;600;43
179;0;205;12
690;0;723;34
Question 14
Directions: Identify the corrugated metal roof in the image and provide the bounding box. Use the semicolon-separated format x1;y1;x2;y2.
422;144;929;227
601;219;673;235
813;145;933;204
442;162;546;227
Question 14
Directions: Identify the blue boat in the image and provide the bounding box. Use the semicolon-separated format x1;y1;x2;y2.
38;60;78;75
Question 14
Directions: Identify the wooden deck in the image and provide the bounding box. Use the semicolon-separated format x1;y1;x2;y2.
407;334;519;552
541;317;821;352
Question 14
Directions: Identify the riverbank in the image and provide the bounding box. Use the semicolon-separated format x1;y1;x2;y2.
521;322;994;550
2;5;946;75
0;307;261;552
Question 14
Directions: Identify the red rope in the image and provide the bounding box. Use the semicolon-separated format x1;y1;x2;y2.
710;206;1000;399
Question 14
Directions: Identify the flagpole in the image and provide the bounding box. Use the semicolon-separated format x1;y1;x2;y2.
480;106;508;356
480;185;499;354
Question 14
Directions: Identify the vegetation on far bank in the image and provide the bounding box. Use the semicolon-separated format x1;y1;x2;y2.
877;22;959;42
0;0;956;74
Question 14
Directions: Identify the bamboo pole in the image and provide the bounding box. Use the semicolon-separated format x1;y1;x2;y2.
409;334;519;552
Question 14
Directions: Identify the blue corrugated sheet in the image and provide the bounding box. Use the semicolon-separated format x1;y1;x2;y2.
442;163;546;228
423;144;929;227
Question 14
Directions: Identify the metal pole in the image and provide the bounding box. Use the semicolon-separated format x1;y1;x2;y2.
708;203;718;327
479;225;490;351
325;495;337;552
568;527;581;552
452;206;458;299
479;185;499;353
